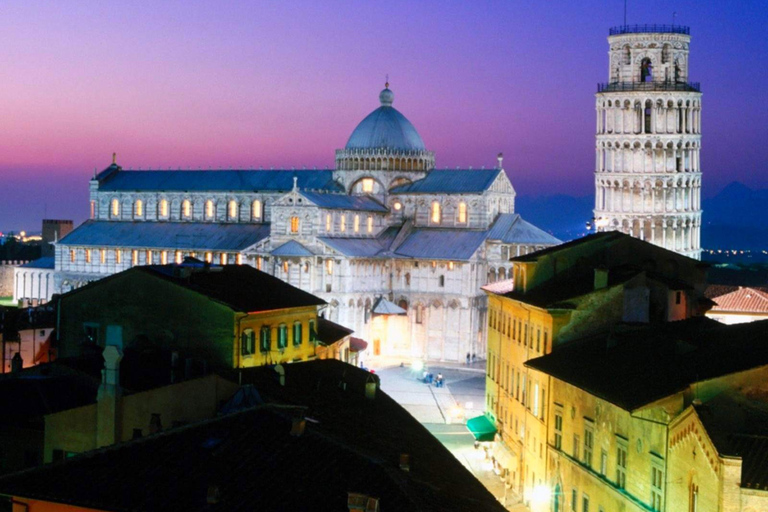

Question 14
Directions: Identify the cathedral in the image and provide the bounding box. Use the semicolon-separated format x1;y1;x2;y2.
53;84;560;362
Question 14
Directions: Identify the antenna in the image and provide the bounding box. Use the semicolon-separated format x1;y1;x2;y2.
623;0;627;26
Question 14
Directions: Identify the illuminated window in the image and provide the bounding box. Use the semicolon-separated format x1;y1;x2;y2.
241;328;255;355
362;178;374;193
131;250;138;266
257;256;263;271
367;216;373;233
325;214;331;232
90;201;96;219
228;200;238;220
283;261;289;273
115;250;122;264
161;251;168;265
393;201;402;211
159;199;168;217
354;215;360;233
554;411;563;449
205;252;212;263
236;253;242;265
252;200;262;220
458;202;467;223
326;259;333;275
182;200;191;218
290;216;300;233
85;249;92;263
259;326;271;353
293;321;302;346
111;198;120;217
431;202;441;224
277;324;288;349
340;215;346;232
69;250;75;263
175;250;182;264
220;253;227;265
205;200;214;219
309;319;317;343
134;200;143;218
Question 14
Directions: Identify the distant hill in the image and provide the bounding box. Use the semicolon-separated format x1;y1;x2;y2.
516;182;768;251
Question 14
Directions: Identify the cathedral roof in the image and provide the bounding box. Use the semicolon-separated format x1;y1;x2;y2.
97;169;342;193
487;214;561;245
59;220;270;252
345;87;426;152
299;191;388;212
271;240;315;257
389;169;502;194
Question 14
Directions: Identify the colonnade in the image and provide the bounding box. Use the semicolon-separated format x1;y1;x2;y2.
595;143;700;174
596;96;701;135
595;178;701;213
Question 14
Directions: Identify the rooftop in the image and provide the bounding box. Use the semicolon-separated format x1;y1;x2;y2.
706;286;768;314
345;86;427;152
389;168;501;194
609;24;690;36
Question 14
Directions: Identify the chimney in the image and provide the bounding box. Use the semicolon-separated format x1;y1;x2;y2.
11;353;23;373
594;267;609;290
96;345;123;448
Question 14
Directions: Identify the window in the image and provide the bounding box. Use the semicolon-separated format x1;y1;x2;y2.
584;426;594;468
354;215;360;233
325;213;331;232
241;329;255;355
134;200;143;217
439;275;445;287
205;200;214;219
415;304;423;324
536;329;541;352
367;215;373;233
175;250;182;264
458;201;467;223
554;411;563;449
161;251;168;265
220;253;227;265
83;323;99;344
573;434;580;460
521;374;527;406
309;319;317;343
651;465;664;510
257;256;263;271
616;442;628;489
340;215;346;232
290;216;300;233
69;250;75;263
675;291;682;305
85;249;92;263
181;199;191;219
100;249;106;264
533;382;540;417
293;321;302;346
431;202;441;224
252;200;262;220
90;201;96;219
544;331;549;353
571;489;577;511
326;259;334;275
600;449;608;476
236;253;242;265
111;198;120;217
228;200;238;219
582;493;590;512
362;178;374;193
260;326;271;353
159;199;168;217
205;251;212;263
115;250;122;264
277;324;288;350
131;250;138;266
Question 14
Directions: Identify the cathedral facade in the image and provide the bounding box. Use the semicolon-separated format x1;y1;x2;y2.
54;85;560;362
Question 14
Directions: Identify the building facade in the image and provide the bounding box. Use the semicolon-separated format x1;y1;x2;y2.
593;25;702;259
53;85;560;362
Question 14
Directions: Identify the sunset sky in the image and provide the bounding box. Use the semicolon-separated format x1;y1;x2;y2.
1;0;767;231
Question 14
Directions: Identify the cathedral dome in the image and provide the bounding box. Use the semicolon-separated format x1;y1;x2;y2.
345;86;426;152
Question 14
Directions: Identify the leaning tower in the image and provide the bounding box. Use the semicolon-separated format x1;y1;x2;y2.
593;24;702;259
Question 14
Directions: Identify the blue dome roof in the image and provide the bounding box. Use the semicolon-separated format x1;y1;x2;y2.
345;87;426;152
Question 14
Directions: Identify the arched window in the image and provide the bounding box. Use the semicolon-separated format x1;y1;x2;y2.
159;199;168;217
134;200;143;218
326;213;332;232
623;45;631;65
277;324;288;350
290;216;300;233
438;275;445;287
398;299;408;311
228;200;238;220
326;259;334;275
182;200;191;219
458;202;467;223
111;198;120;218
259;326;271;353
362;178;374;193
640;58;653;82
340;215;346;232
293;321;302;346
354;215;360;233
252;200;262;220
431;202;441;224
367;215;373;233
205;200;214;219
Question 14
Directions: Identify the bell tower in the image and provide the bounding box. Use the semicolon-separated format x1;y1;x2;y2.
593;25;702;259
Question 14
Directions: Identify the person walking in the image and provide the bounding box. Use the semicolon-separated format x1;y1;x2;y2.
466;352;470;365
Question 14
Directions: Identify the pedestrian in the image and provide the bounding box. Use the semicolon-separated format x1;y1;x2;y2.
437;372;443;388
466;352;470;365
471;352;476;363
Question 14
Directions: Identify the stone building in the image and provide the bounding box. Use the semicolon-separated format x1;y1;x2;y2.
53;84;559;362
482;231;711;510
593;25;702;259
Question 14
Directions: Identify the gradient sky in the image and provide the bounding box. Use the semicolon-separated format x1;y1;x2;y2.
1;0;767;232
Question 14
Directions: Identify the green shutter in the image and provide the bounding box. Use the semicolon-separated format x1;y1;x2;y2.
278;326;287;349
260;327;270;353
293;322;302;346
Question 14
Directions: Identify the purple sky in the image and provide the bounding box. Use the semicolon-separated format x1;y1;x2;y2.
1;0;767;232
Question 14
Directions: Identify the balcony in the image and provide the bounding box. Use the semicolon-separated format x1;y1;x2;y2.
609;24;690;36
597;81;701;93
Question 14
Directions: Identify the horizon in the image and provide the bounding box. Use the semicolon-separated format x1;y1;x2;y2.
1;0;767;231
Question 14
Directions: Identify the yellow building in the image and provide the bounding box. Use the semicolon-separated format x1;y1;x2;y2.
483;232;711;510
527;319;768;512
